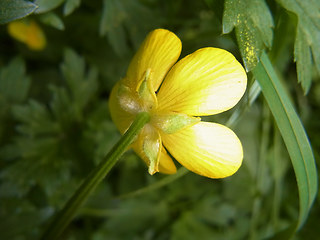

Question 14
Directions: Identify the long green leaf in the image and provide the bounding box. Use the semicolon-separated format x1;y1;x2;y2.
252;52;318;232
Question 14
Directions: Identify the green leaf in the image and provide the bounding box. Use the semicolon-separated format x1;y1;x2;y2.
61;48;85;89
81;199;168;236
49;85;74;127
63;0;81;16
2;98;72;198
12;100;60;137
45;49;98;128
0;205;53;240
252;52;318;232
40;112;150;240
223;0;274;71
277;0;320;94
264;223;297;240
39;12;65;30
60;48;98;113
0;0;37;24
0;57;30;147
0;57;30;103
172;211;216;240
100;0;128;56
99;0;156;56
116;167;189;199
34;0;65;14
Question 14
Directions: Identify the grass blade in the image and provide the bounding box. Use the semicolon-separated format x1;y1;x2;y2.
252;52;318;232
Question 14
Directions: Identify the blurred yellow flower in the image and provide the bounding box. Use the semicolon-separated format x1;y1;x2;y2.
109;29;247;178
8;19;46;51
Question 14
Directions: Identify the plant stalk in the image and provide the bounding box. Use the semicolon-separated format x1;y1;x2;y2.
41;112;150;240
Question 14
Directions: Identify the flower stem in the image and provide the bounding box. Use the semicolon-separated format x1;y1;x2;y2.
41;112;150;240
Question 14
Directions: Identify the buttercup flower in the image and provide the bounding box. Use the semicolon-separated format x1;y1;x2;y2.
8;19;46;51
109;29;247;179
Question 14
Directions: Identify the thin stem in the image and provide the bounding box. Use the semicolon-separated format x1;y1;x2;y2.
115;167;189;200
249;102;271;240
41;112;150;240
226;80;261;128
272;128;284;231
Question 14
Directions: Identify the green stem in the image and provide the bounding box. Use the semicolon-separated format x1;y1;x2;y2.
249;102;271;240
115;167;189;200
41;112;150;240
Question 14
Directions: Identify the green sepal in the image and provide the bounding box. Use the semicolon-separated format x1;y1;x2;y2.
142;126;161;175
117;82;140;114
152;113;200;134
136;68;157;110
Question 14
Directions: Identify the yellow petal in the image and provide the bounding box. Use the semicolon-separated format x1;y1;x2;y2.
8;20;46;51
157;147;177;174
8;21;28;42
125;29;182;91
157;48;247;116
161;121;243;178
27;21;46;50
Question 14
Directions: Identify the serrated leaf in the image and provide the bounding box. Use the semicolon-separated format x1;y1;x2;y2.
117;167;189;199
0;57;30;103
47;49;98;126
3;100;71;198
63;0;81;16
172;212;215;240
252;52;318;232
295;27;312;92
0;206;53;240
0;0;38;24
0;57;30;142
60;48;98;114
39;12;65;30
12;100;60;136
223;0;274;71
121;0;159;50
100;0;128;56
96;200;168;233
99;0;156;57
61;49;85;89
49;85;73;126
0;136;69;196
34;0;65;14
277;0;320;94
99;0;126;36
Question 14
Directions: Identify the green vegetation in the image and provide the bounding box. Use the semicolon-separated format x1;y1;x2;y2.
0;0;319;239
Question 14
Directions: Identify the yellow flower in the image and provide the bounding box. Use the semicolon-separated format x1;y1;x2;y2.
109;29;247;179
8;19;46;51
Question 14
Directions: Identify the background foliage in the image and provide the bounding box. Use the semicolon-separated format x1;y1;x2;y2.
0;0;319;239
